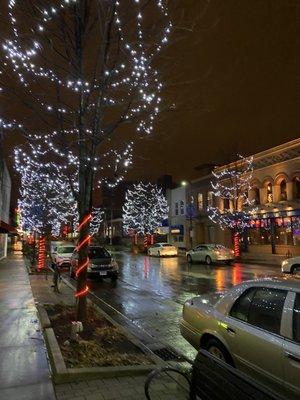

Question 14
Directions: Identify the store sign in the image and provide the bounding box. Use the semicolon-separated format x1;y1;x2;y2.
170;225;184;235
155;226;169;235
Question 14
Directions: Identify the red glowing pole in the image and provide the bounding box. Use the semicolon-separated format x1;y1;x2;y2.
37;237;46;270
75;214;92;298
234;232;240;258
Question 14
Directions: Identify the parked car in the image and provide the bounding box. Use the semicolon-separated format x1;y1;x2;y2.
147;243;178;257
186;244;234;265
180;277;300;400
52;244;76;268
69;246;118;281
282;256;300;274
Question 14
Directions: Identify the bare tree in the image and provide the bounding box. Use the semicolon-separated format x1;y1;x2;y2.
0;0;171;320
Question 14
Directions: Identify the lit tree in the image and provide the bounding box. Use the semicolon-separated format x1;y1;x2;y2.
123;182;168;237
1;0;171;320
15;147;78;237
208;155;256;256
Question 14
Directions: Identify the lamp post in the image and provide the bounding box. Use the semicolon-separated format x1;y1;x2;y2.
181;180;196;250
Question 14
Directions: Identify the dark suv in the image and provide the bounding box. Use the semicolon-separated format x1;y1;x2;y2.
70;246;119;282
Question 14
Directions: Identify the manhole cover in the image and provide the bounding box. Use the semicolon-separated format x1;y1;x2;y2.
152;347;184;361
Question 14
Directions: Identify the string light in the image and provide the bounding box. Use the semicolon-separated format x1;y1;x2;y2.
123;182;168;235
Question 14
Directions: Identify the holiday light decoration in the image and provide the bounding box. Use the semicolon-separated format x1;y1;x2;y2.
1;0;171;319
123;182;168;236
208;155;257;257
37;237;46;270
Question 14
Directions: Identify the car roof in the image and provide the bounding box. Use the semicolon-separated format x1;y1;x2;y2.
240;276;300;291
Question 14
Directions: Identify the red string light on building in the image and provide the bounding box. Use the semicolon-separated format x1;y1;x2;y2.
75;213;92;298
37;237;46;270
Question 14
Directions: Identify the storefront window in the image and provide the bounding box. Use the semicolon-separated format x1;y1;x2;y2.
275;217;293;245
248;219;271;245
292;216;300;246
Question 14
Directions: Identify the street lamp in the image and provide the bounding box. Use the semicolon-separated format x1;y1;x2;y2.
181;180;196;249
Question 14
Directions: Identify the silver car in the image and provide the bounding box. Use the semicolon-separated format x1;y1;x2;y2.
282;256;300;274
186;244;234;265
180;278;300;399
148;243;178;257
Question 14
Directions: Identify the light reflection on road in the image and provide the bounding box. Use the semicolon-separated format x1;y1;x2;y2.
86;252;281;360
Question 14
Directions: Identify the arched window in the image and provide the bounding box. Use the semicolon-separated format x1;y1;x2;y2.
253;188;260;205
280;180;287;201
293;177;300;200
267;183;273;203
223;198;230;210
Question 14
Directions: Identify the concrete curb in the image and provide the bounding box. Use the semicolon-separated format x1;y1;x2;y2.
38;302;163;384
61;277;165;365
36;303;51;329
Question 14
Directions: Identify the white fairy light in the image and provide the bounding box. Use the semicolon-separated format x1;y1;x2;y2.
208;155;257;231
123;182;168;235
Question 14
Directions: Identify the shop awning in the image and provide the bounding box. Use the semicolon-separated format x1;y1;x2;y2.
0;220;18;235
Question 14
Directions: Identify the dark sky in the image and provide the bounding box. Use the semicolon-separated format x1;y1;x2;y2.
129;0;300;183
2;0;300;194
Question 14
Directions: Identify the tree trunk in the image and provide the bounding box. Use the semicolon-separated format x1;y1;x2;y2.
76;166;93;322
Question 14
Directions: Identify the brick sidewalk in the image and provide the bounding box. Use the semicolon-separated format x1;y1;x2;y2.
55;375;189;400
29;271;189;400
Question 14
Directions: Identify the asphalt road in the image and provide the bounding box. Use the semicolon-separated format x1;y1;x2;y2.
71;253;281;361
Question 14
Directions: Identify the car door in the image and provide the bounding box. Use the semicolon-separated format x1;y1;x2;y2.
223;286;287;396
194;246;205;262
283;291;300;400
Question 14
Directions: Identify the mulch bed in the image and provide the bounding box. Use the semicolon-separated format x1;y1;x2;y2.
45;304;152;368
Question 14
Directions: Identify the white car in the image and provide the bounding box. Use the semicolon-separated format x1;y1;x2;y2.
148;243;178;257
180;278;300;400
186;244;234;265
282;256;300;274
53;244;76;268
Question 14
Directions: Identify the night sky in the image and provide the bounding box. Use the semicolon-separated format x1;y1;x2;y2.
129;0;300;182
2;0;300;193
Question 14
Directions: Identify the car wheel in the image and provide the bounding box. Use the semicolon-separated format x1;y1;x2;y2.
187;254;193;263
292;264;300;275
205;256;212;265
111;274;118;282
204;338;234;366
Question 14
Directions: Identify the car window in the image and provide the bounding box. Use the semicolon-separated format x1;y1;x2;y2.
248;288;287;335
293;293;300;343
88;248;110;259
57;246;75;254
196;246;207;251
230;287;257;322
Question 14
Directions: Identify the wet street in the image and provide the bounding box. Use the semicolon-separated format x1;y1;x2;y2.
71;253;281;361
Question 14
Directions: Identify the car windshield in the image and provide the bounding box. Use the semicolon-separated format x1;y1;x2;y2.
162;244;173;247
57;246;75;254
88;248;110;259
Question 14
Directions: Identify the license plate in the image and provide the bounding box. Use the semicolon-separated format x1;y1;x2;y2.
99;271;107;276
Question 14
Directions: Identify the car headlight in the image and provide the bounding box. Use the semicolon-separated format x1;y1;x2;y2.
282;260;289;267
111;259;119;271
